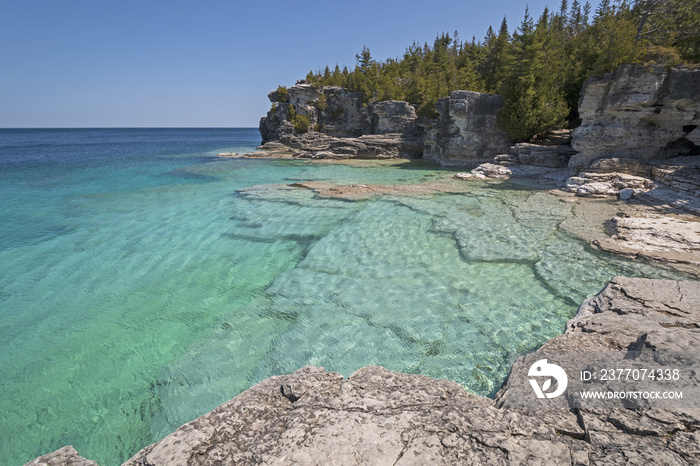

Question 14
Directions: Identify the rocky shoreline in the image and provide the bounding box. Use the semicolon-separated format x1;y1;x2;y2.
27;65;700;464
30;277;700;465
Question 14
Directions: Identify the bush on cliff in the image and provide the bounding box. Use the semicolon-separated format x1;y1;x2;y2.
293;114;310;133
314;93;328;111
276;86;290;103
286;104;296;121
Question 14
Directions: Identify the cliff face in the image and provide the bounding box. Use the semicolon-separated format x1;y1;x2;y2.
260;66;700;172
423;91;511;167
258;83;425;159
258;84;507;163
570;64;700;171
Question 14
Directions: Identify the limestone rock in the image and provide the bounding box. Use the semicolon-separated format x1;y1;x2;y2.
258;84;423;159
513;143;575;168
24;446;99;466
594;216;700;276
619;188;634;200
367;100;418;134
260;86;515;163
455;163;512;180
423;91;511;167
122;277;700;466
650;155;700;194
566;172;655;197
571;65;700;171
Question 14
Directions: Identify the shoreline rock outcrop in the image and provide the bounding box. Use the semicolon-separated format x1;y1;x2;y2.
258;83;426;159
258;84;509;163
258;66;700;180
422;91;510;167
31;277;700;465
570;64;700;172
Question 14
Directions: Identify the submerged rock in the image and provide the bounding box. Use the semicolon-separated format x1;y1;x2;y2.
121;277;700;466
34;277;700;465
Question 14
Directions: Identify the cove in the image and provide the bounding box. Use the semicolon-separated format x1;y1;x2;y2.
0;128;686;465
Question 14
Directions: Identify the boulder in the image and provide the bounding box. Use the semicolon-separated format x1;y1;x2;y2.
455;163;512;180
565;172;655;198
619;188;635;200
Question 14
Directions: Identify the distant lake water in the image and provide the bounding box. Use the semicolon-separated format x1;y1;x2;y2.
0;128;685;465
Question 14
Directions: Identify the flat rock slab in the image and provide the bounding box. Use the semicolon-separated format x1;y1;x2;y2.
594;216;700;277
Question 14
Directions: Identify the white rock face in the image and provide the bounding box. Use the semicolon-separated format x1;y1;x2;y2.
570;65;700;171
423;91;511;167
368;100;418;134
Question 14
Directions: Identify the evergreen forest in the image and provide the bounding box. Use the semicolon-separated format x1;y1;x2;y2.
297;0;699;141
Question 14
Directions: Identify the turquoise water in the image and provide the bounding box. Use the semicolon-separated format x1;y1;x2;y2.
0;128;687;465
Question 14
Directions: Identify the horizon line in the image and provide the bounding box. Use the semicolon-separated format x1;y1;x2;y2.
0;126;259;130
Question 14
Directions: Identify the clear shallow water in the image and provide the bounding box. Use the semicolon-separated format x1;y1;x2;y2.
0;128;687;465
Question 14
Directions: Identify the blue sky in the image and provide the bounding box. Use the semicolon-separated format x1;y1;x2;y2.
1;0;557;127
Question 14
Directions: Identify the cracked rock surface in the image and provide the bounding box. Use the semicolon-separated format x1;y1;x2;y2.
594;216;700;277
27;278;700;464
94;277;700;465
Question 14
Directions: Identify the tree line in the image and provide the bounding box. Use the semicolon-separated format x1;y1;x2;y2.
299;0;699;141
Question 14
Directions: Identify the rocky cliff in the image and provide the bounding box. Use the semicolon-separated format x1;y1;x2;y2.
259;66;700;173
259;83;426;159
31;277;700;465
570;64;700;171
258;84;508;163
423;91;511;167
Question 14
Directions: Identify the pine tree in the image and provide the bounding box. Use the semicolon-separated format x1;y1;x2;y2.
497;6;568;140
481;17;511;92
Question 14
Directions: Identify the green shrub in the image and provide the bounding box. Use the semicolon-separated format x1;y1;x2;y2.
286;104;296;121
276;86;290;103
314;123;325;132
293;114;310;133
314;93;328;111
